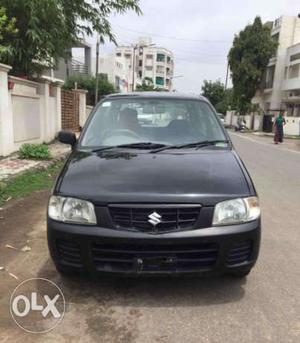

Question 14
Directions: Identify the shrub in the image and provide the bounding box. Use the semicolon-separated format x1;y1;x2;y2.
19;144;52;160
63;74;116;105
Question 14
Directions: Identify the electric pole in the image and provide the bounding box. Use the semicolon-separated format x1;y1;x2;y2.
225;60;229;90
95;35;100;105
132;45;137;92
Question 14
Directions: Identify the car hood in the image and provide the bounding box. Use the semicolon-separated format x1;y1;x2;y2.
57;149;251;206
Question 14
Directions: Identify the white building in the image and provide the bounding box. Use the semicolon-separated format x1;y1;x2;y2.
115;37;174;91
253;16;300;135
98;54;130;93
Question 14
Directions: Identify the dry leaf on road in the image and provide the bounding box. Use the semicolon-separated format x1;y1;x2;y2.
5;244;18;251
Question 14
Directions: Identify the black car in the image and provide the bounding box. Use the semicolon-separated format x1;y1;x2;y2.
47;93;261;277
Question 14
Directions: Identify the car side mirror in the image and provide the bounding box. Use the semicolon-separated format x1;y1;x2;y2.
58;131;77;147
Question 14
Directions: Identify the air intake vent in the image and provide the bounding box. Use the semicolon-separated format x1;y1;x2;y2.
227;241;252;266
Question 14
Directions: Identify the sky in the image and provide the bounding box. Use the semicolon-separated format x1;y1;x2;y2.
84;0;300;94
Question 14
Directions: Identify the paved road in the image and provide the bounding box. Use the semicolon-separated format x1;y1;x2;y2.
0;133;300;343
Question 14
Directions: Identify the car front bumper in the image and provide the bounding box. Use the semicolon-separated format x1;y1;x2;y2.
47;218;261;276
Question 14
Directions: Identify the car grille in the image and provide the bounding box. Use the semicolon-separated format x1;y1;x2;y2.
56;239;83;268
91;242;218;273
226;241;252;266
109;205;201;233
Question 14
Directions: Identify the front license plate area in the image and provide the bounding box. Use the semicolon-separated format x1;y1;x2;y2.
135;256;177;272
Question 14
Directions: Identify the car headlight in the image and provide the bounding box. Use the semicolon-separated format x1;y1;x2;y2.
48;196;97;225
213;197;260;226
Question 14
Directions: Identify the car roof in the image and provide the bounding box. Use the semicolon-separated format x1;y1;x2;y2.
105;92;209;102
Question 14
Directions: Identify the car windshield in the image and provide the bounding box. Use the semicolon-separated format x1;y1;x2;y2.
80;97;227;148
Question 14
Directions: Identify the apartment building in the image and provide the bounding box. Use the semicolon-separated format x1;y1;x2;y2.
115;37;174;91
253;16;300;135
98;54;130;93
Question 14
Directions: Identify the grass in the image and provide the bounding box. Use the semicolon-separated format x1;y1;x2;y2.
19;143;52;160
0;162;63;207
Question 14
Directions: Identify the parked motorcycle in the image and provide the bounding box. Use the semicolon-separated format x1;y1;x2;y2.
235;120;247;133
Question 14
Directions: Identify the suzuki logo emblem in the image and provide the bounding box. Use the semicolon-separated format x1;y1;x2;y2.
148;212;161;226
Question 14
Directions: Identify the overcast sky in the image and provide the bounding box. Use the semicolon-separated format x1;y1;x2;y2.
90;0;300;94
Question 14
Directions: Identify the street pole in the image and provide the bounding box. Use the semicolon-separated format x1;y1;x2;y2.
132;45;136;92
225;60;229;90
95;35;100;105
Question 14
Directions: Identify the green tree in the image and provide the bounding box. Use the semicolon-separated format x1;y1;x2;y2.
0;7;17;60
0;0;141;76
228;16;278;114
63;74;115;105
201;80;236;114
201;79;225;108
215;88;237;114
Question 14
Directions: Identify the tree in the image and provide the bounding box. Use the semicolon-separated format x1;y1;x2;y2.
201;80;236;114
136;77;168;92
0;7;17;60
201;79;225;108
215;88;237;114
228;16;278;114
0;0;142;76
63;74;115;105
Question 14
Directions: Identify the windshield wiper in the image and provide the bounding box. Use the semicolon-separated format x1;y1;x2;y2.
151;140;230;153
92;142;167;153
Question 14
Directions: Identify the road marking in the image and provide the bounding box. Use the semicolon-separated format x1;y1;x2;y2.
229;132;300;156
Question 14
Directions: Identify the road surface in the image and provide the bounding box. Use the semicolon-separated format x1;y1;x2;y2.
0;133;299;343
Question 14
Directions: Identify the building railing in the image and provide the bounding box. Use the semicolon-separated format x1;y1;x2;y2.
71;59;89;74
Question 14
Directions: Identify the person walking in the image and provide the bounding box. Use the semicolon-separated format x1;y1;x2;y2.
274;112;286;144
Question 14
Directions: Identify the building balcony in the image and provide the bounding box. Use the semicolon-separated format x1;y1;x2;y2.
282;77;300;91
71;59;89;75
283;94;300;103
156;60;166;67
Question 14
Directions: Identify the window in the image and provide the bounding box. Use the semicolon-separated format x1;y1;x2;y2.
273;17;281;29
156;77;165;86
290;53;300;62
289;64;300;79
157;54;165;62
116;52;122;57
263;66;275;89
139;60;143;67
272;33;279;43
